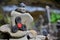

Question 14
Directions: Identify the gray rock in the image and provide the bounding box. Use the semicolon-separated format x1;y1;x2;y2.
0;24;27;37
11;11;33;30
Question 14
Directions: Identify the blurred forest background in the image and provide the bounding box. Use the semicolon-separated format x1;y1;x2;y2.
0;0;60;25
0;0;60;39
0;0;60;7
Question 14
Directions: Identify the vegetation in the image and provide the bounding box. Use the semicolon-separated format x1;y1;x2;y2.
50;12;60;23
0;0;60;8
0;0;60;25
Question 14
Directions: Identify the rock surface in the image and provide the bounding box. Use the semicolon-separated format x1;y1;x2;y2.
0;24;46;40
11;11;33;30
0;24;27;37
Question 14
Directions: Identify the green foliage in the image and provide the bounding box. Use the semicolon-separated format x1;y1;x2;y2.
50;11;60;23
0;14;3;20
2;15;10;24
50;12;57;23
0;13;4;26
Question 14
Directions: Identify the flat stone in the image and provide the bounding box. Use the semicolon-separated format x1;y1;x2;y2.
0;24;27;37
